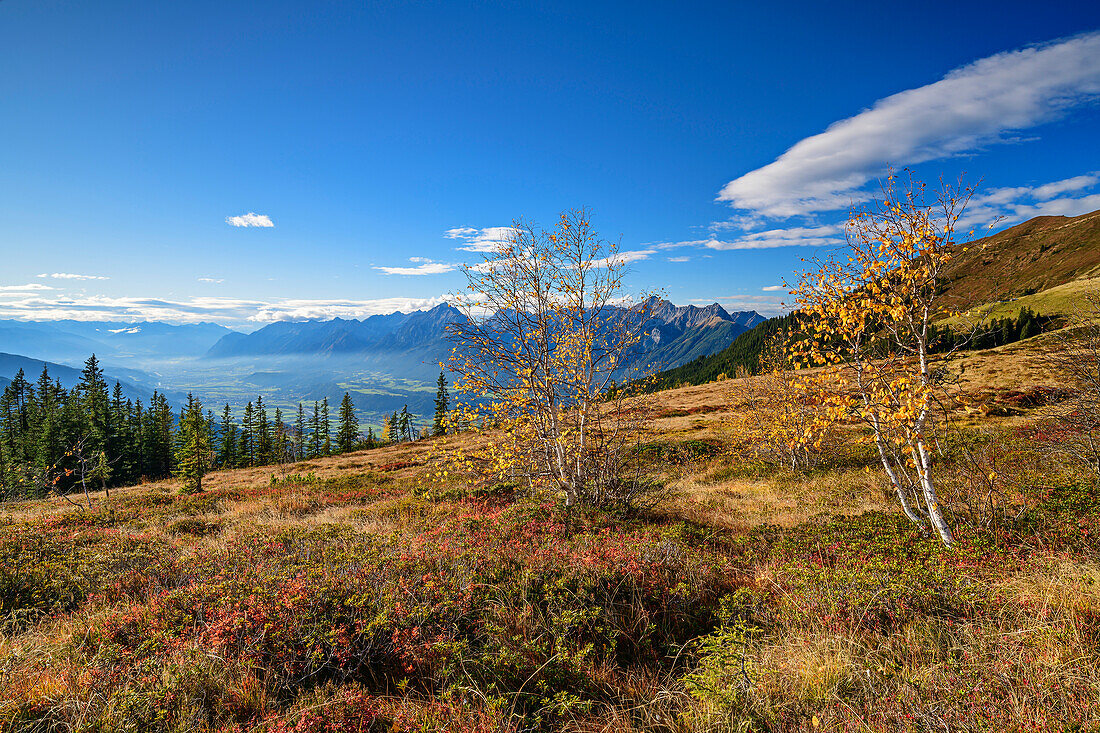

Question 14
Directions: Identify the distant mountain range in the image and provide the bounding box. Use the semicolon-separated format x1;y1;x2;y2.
203;299;765;379
207;305;462;359
0;352;185;406
0;301;764;419
0;319;235;366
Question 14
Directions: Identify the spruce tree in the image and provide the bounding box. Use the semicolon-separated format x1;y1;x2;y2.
219;404;238;469
273;407;287;463
336;393;358;453
385;411;399;443
173;394;210;494
295;403;306;460
149;391;174;478
78;356;110;460
132;399;146;478
399;404;412;442
255;395;271;464
309;402;322;458
321;397;332;456
433;370;449;437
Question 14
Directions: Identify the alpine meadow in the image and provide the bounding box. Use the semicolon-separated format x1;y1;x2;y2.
2;3;1100;732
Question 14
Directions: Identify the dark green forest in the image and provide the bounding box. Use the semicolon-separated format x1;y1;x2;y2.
0;355;405;500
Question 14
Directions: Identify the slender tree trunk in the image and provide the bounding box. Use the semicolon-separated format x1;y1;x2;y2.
915;437;953;545
873;431;928;531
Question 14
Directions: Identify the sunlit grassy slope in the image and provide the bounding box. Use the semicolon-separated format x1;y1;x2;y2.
4;327;1100;732
940;208;1100;308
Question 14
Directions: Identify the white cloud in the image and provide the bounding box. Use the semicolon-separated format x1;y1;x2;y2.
718;32;1100;217
590;249;657;268
664;224;844;251
761;285;786;292
667;256;690;263
0;280;54;290
249;297;447;323
0;283;55;292
689;294;788;316
1006;193;1100;221
958;174;1100;231
709;215;767;232
1032;174;1098;199
0;292;447;326
443;227;479;239
972;174;1098;208
226;212;274;228
36;272;109;281
197;277;225;284
444;226;520;252
373;258;457;276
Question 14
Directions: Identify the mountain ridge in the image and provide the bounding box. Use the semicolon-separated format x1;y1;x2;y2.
203;300;765;378
0;352;185;406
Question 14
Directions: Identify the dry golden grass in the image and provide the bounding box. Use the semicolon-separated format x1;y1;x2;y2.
997;558;1100;620
5;336;1064;542
3;333;1100;732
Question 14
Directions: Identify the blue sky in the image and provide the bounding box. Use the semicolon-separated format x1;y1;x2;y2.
1;0;1099;328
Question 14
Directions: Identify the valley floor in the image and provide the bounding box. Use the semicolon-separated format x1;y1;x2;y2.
2;340;1099;732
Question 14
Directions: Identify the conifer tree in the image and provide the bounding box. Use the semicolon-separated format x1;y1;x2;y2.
337;393;358;453
399;404;412;442
273;407;288;463
321;397;332;456
242;401;256;466
309;402;323;458
385;411;399;444
219;404;238;469
433;371;449;437
173;394;210;494
78;356;110;458
131;399;145;479
255;395;271;464
295;403;306;460
149;391;174;478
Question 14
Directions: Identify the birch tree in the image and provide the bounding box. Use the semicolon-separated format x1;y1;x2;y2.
444;209;655;510
788;173;976;545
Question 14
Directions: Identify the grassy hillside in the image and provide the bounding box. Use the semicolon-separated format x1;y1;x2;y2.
645;210;1100;392
942;208;1100;309
2;336;1097;731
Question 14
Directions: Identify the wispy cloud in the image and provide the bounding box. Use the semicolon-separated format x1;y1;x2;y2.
0;283;55;292
197;277;225;284
689;294;788;316
373;258;457;276
718;32;1100;218
0;292;446;325
1032;174;1099;199
249;297;447;322
761;285;786;292
958;174;1100;230
590;249;657;268
36;272;109;281
444;226;519;252
667;256;690;263
226;212;274;228
660;224;844;251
